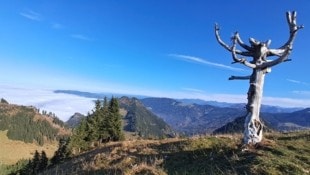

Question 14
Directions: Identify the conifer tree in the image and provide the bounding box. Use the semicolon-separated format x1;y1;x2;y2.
108;97;124;141
67;97;124;154
90;99;103;142
51;138;70;164
39;151;48;171
32;150;41;174
97;97;110;143
68;118;89;153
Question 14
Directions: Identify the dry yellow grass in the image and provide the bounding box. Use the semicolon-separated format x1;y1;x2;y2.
0;130;58;165
41;131;310;174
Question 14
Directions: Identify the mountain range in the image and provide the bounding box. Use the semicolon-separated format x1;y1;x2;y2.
66;97;175;139
55;89;302;113
1;96;309;174
141;97;310;134
58;90;309;135
141;97;245;135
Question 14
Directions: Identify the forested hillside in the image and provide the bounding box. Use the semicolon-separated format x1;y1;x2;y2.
119;97;175;139
0;99;71;171
0;100;69;145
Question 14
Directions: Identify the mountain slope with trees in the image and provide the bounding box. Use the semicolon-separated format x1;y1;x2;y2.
0;99;70;168
119;96;176;139
0;100;69;145
141;97;245;135
66;112;86;128
141;97;310;135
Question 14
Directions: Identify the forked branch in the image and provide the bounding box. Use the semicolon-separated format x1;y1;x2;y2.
261;47;291;68
214;24;252;56
231;34;256;68
279;11;304;49
234;32;253;51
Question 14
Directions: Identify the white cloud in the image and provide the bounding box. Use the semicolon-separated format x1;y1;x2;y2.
0;85;95;122
182;87;205;93
263;96;310;108
287;79;301;84
71;34;92;41
51;23;64;29
20;10;42;21
292;90;310;96
287;79;309;86
169;54;244;72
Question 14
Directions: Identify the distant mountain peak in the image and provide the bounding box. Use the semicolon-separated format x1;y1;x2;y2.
66;113;86;128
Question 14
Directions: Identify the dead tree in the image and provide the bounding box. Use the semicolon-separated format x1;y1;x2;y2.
215;11;303;146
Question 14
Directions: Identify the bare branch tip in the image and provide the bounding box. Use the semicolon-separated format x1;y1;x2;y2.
215;23;220;31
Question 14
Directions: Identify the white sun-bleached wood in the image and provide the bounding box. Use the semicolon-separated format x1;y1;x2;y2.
215;11;303;146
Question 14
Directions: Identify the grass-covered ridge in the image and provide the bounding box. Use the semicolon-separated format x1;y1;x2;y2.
41;130;309;175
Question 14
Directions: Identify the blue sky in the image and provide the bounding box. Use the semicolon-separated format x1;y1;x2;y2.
1;0;310;111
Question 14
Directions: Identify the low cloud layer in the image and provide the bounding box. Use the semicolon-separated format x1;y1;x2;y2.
0;85;95;122
0;84;309;122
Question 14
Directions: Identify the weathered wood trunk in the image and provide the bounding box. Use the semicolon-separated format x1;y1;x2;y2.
215;11;303;146
244;69;266;144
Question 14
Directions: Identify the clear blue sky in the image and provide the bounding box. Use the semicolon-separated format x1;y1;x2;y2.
1;0;310;107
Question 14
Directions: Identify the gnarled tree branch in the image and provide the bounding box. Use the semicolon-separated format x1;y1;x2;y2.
231;34;257;68
234;32;253;51
279;11;304;50
214;24;252;56
261;47;291;68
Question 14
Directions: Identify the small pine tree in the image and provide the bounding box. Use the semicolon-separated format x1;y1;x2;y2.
97;97;110;143
39;151;48;171
51;138;70;165
108;97;124;141
32;150;41;174
68;119;89;154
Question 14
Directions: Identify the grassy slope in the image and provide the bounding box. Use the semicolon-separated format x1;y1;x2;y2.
0;130;58;165
42;131;309;175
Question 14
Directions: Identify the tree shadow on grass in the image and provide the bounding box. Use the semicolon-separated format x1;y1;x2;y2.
148;140;259;175
162;148;257;175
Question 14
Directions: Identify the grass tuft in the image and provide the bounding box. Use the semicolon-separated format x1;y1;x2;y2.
38;130;310;175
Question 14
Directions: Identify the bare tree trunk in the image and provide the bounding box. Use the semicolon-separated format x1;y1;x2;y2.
214;11;303;146
243;69;266;144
